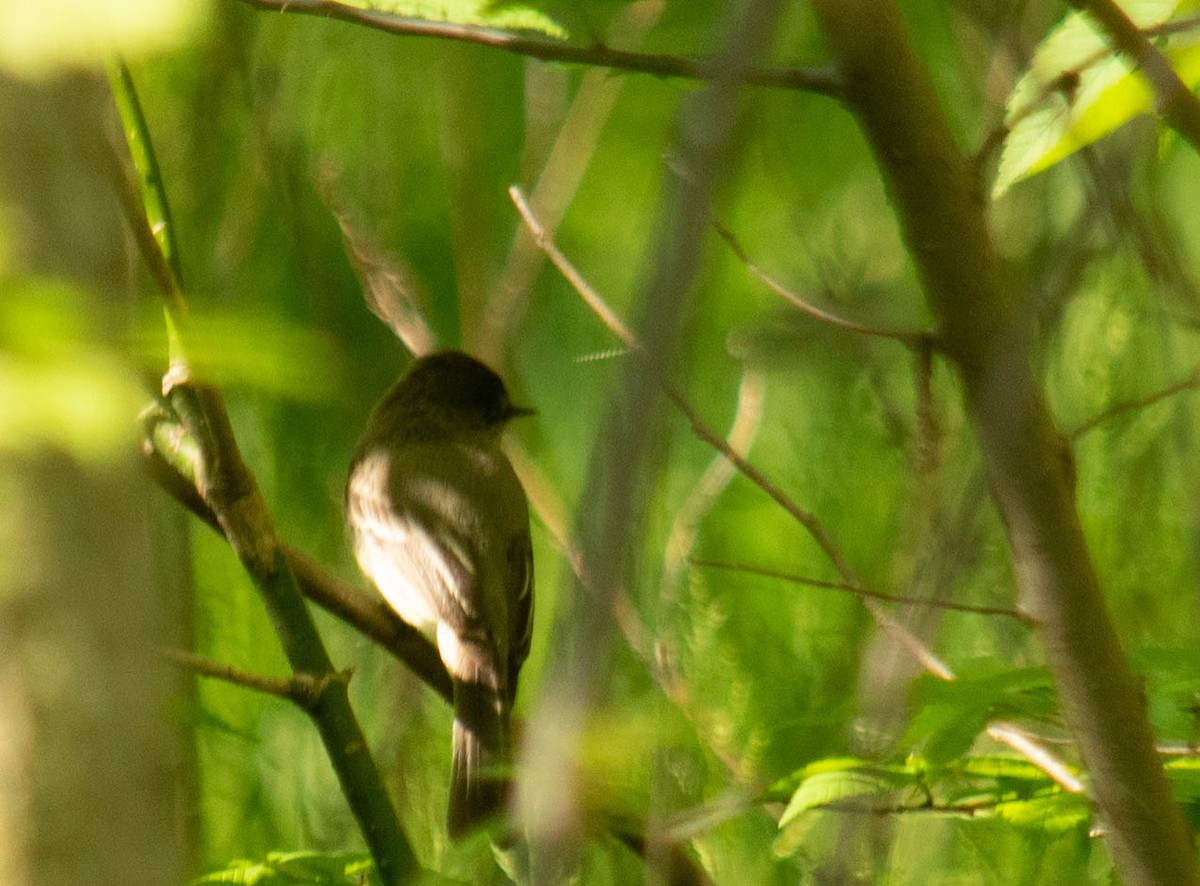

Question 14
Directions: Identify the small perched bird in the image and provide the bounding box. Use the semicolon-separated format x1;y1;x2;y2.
346;350;535;837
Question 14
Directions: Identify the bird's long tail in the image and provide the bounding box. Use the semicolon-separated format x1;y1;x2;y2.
448;679;510;838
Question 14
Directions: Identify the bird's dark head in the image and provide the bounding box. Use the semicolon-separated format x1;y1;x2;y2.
365;350;533;444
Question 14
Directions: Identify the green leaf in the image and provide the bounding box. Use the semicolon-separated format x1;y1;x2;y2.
191;850;375;885
132;308;345;401
993;0;1200;197
993;791;1091;833
954;754;1065;786
904;667;1055;765
777;758;921;828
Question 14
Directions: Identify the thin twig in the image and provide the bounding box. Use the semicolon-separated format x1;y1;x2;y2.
511;184;860;581
478;0;664;360
710;217;934;345
691;558;1033;623
512;178;1084;777
163;649;341;710
985;722;1085;794
514;183;969;684
511;185;638;348
664;388;860;581
235;0;844;99
1069;370;1200;438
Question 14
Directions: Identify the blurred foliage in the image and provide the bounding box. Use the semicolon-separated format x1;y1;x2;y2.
6;0;1200;883
0;0;207;77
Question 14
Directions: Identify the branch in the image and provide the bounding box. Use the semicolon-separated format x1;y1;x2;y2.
109;68;417;884
164;649;345;710
510;185;858;583
234;0;843;99
511;183;958;683
984;722;1085;794
690;558;1033;623
709;216;934;345
1069;369;1200;439
140;409;453;702
515;0;789;867
810;3;1198;882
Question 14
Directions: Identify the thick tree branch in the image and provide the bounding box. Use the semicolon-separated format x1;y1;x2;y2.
234;0;843;99
810;3;1198;883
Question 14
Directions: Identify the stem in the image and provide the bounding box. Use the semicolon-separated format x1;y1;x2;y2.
810;3;1197;883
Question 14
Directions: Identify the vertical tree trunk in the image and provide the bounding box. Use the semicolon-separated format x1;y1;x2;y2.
0;74;187;885
810;3;1198;884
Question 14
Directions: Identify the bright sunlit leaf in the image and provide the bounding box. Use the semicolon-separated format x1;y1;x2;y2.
777;758;920;828
993;791;1091;832
0;0;207;77
345;0;566;39
993;0;1200;198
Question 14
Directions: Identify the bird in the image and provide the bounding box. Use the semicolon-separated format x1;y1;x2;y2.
345;350;534;837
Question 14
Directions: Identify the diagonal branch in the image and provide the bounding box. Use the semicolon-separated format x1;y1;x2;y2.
509;185;859;583
1069;368;1200;439
690;558;1032;623
140;337;454;703
108;67;418;884
514;182;1093;796
710;216;934;345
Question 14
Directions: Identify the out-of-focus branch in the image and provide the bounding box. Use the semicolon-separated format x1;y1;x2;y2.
515;1;788;874
319;168;437;358
691;559;1032;623
984;722;1085;794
